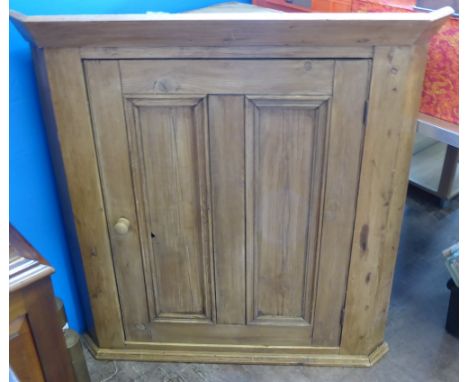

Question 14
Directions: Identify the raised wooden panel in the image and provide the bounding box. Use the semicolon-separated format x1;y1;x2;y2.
119;60;334;95
246;96;329;326
124;96;214;324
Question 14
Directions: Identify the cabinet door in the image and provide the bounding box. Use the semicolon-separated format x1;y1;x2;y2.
85;59;369;347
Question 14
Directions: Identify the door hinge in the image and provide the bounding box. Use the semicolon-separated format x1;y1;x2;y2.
363;99;369;126
340;307;345;327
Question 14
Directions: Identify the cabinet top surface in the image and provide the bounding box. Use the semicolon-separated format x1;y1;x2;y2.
10;5;452;49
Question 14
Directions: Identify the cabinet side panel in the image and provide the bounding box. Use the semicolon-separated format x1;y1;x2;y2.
40;48;124;347
84;60;151;338
312;60;370;346
209;95;246;325
32;47;97;342
341;46;428;355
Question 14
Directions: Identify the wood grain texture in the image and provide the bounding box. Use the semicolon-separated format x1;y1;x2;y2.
80;46;374;59
32;47;97;340
125;96;213;323
136;321;313;346
245;96;329;326
21;279;75;381
311;60;370;346
40;48;124;348
209;95;246;325
124;340;339;354
20;1;447;364
10;316;46;382
9;229;73;382
84;60;150;339
119;60;334;95
9;227;76;382
340;46;429;356
84;334;389;367
10;7;453;48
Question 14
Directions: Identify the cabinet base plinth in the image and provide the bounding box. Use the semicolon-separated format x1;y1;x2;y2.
82;334;388;367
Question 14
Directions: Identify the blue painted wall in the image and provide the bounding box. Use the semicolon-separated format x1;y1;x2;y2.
10;0;250;333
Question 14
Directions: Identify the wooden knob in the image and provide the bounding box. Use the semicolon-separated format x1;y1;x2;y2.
114;218;130;235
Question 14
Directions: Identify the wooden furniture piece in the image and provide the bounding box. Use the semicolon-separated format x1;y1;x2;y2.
410;113;459;206
9;225;75;382
10;3;452;367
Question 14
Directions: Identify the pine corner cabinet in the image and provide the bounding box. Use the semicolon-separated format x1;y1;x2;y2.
11;4;452;367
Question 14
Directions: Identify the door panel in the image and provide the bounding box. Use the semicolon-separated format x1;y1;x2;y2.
85;59;369;346
245;96;329;326
125;96;213;323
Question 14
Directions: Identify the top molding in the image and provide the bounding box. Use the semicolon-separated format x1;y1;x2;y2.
10;7;453;49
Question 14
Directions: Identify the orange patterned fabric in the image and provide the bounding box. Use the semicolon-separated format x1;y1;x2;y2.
366;0;415;7
352;0;459;124
420;18;459;124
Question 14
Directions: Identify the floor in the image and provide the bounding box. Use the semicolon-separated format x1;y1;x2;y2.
84;186;459;382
